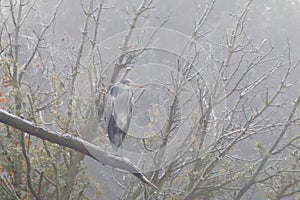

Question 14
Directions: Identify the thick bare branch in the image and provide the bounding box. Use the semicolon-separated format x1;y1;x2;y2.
0;109;157;189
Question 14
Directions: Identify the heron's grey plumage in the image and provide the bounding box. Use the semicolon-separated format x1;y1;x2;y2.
104;79;135;149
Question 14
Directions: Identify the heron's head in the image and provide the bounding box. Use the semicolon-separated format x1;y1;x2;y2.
120;79;144;89
120;79;133;86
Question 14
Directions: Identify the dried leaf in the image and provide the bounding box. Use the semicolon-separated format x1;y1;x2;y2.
0;97;7;103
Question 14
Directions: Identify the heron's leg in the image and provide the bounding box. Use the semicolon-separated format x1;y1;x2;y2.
118;134;124;157
120;146;123;157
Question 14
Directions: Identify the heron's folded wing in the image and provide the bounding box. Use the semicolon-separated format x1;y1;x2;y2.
112;89;133;132
103;87;116;125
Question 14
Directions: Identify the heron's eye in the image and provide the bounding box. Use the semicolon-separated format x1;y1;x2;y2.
110;86;119;97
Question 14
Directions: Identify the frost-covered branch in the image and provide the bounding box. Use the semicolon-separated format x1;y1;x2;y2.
0;109;157;189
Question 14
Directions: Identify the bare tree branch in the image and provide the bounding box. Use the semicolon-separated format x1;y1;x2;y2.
0;109;158;190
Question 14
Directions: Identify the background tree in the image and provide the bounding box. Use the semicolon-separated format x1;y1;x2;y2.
0;0;300;199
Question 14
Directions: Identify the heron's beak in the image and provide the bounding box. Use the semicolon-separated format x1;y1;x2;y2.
130;84;144;89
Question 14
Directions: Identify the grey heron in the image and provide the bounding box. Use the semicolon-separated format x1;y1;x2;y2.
104;79;143;150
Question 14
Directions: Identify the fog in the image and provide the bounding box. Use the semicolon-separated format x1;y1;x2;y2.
1;0;300;199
